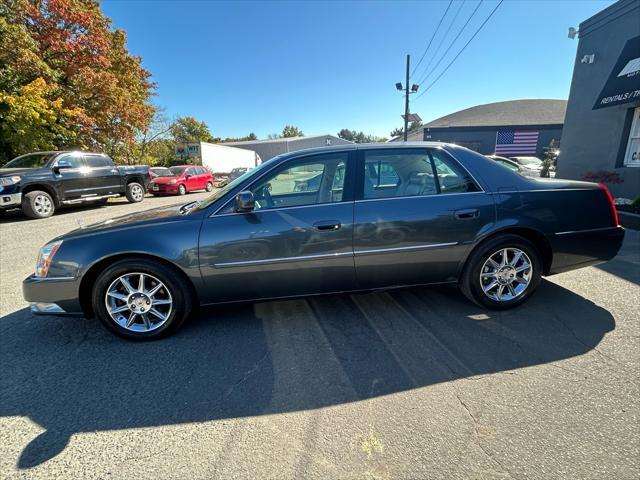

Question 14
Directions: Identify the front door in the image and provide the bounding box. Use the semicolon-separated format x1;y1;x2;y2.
53;152;89;200
353;147;494;288
198;151;356;304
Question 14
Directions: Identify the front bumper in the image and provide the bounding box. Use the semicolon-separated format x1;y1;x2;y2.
23;274;84;316
149;183;179;195
0;192;21;209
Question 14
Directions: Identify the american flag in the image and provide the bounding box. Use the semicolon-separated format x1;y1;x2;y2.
495;130;539;155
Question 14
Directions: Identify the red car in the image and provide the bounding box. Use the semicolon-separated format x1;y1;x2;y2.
149;165;214;196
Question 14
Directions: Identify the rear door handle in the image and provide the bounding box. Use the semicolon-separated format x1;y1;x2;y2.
454;209;479;219
313;220;341;231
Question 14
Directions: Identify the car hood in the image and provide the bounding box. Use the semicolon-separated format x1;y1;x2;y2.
57;204;201;240
151;176;181;184
0;167;39;176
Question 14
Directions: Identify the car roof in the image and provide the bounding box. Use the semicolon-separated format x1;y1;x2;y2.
272;141;456;161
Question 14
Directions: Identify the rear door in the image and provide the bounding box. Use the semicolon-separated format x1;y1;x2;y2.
83;154;121;195
353;147;494;288
198;150;356;304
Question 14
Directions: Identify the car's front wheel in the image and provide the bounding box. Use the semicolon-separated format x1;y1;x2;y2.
205;181;214;192
22;190;55;219
92;259;192;340
459;234;542;310
178;184;187;195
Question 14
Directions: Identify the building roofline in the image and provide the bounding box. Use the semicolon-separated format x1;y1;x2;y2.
579;0;640;38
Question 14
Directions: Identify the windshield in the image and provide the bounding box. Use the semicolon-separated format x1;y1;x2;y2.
169;167;187;176
151;167;172;176
2;152;55;169
514;157;542;166
192;159;273;212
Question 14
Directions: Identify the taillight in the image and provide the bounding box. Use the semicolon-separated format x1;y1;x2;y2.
599;183;619;226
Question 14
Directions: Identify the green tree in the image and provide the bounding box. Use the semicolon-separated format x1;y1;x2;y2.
282;125;303;138
390;127;403;138
0;78;81;161
338;128;356;142
338;129;387;143
0;0;155;162
223;132;258;142
170;116;215;143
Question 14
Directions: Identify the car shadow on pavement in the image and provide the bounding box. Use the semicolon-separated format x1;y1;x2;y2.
0;280;614;469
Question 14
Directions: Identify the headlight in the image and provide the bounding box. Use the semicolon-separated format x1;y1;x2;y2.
35;240;63;277
168;179;177;185
0;176;21;186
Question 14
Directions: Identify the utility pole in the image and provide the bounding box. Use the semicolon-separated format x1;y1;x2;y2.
396;55;421;142
404;54;410;142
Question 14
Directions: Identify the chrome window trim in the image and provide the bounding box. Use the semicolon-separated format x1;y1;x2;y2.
212;201;352;218
354;191;491;204
213;242;459;268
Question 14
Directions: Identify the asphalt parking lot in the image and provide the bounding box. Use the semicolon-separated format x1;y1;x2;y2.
0;195;638;479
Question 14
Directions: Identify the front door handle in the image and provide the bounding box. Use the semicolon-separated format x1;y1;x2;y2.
454;209;479;219
313;220;341;231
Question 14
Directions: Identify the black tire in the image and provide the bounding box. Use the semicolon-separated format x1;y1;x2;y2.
459;234;542;310
178;184;187;195
92;258;193;340
125;182;145;203
22;190;55;219
205;181;214;192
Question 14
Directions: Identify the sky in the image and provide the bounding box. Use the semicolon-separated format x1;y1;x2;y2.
101;0;614;140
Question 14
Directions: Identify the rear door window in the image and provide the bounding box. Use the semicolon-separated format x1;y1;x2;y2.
85;155;112;168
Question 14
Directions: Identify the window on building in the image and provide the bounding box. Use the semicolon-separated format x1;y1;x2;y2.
624;107;640;167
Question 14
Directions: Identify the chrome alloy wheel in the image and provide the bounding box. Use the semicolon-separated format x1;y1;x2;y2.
130;184;144;201
105;273;173;332
34;194;53;215
479;248;532;302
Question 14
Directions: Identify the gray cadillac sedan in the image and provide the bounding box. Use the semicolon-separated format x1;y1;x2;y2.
23;143;625;339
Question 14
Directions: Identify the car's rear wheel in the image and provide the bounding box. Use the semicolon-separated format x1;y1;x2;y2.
178;184;187;195
92;259;192;340
459;234;542;310
125;182;145;203
22;190;55;219
205;181;214;192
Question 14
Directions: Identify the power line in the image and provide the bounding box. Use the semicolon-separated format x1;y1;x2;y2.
414;0;504;101
416;0;484;87
410;0;454;79
413;0;466;84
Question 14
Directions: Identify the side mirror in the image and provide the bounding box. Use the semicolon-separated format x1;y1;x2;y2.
234;191;255;212
53;160;72;174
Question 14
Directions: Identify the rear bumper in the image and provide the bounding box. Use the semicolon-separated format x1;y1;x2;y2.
548;225;625;274
23;274;84;316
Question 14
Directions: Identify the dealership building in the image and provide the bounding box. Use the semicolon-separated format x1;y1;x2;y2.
223;134;352;162
394;99;566;157
557;0;640;198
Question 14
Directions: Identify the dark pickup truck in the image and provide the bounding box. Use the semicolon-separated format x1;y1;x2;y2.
0;151;150;219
